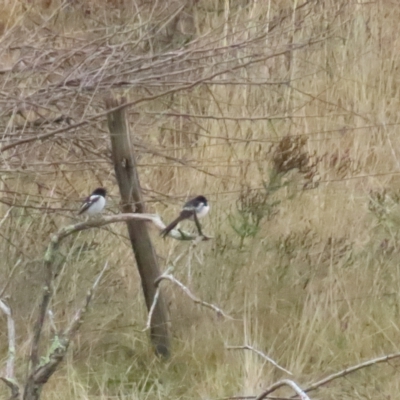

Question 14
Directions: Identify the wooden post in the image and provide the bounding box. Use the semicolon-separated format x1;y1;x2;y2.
105;96;170;358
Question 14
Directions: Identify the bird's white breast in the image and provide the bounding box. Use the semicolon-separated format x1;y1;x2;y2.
196;204;210;218
86;195;106;215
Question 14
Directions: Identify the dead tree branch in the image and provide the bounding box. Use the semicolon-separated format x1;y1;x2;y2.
303;351;400;395
23;262;108;400
0;260;21;300
48;213;209;242
0;300;20;400
0;33;331;154
237;351;400;400
226;345;292;375
255;379;310;400
24;210;202;398
154;271;233;320
26;213;174;373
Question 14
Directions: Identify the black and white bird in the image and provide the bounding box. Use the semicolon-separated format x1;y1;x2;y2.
78;188;107;216
161;195;209;238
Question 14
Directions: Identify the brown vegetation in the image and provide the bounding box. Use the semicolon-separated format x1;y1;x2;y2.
2;0;400;399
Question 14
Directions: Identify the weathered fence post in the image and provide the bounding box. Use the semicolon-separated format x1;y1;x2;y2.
105;96;170;358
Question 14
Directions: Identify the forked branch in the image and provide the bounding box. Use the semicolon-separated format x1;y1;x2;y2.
242;351;400;400
255;379;310;400
23;263;108;400
153;270;232;320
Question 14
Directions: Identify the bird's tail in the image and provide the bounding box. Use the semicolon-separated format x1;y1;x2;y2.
160;215;186;238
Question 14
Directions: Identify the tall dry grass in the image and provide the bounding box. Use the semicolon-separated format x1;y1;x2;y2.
1;0;400;399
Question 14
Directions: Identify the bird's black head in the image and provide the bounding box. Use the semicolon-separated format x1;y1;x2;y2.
92;187;107;197
194;195;207;205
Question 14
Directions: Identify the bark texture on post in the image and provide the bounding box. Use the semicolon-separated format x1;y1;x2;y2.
105;96;170;358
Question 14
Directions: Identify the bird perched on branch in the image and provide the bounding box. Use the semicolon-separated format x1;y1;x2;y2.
161;195;209;238
78;188;107;216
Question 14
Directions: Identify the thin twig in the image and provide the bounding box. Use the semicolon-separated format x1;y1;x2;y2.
47;310;57;335
143;266;174;331
155;272;233;320
0;35;330;154
0;299;20;399
0;301;16;379
143;286;161;332
62;261;109;338
226;345;292;375
0;259;21;299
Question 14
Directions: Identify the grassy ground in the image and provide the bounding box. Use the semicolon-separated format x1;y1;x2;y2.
1;0;400;399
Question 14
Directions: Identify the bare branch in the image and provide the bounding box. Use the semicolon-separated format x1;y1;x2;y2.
29;265;52;369
226;345;292;375
0;33;330;154
143;266;174;332
51;213;210;242
239;351;400;400
255;379;310;400
0;377;20;400
303;351;400;394
25;262;109;396
0;259;21;299
57;261;108;342
0;299;20;399
143;286;161;332
27;212;204;387
155;272;232;320
47;310;57;335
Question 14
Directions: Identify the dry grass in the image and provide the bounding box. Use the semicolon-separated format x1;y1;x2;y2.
2;0;400;399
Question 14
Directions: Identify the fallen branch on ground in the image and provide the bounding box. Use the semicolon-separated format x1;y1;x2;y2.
255;379;310;400
303;351;400;395
226;351;400;400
